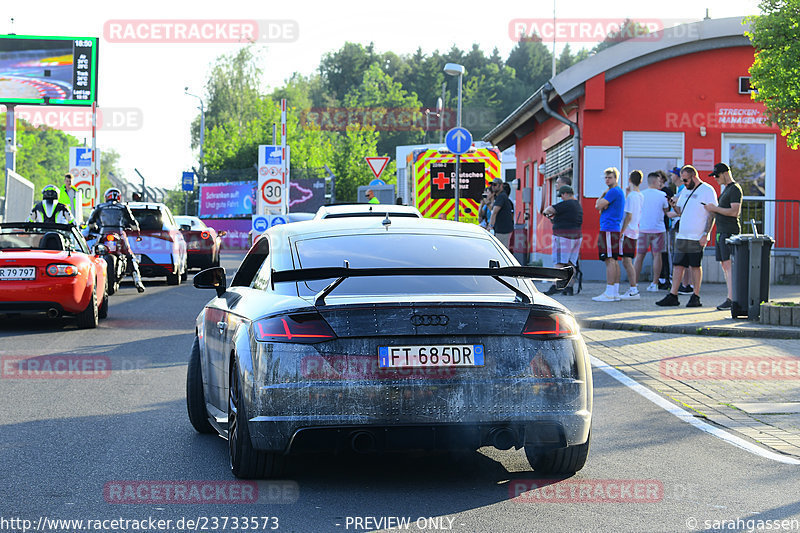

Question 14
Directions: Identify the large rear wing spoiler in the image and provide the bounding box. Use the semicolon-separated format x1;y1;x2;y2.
271;263;575;306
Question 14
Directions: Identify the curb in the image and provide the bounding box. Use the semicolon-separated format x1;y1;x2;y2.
579;319;800;339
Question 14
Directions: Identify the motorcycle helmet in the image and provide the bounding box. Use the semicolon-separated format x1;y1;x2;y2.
105;188;121;202
42;184;59;201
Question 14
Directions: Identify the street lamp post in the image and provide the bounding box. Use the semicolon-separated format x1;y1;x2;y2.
444;63;465;221
185;88;205;216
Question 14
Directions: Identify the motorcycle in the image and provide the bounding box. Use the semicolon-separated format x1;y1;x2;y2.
85;225;140;295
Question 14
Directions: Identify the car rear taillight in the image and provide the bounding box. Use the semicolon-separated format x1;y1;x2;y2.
47;264;78;277
522;312;577;339
254;312;336;343
201;231;210;240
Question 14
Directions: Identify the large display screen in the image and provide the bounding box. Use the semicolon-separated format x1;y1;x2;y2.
0;35;98;106
200;182;257;218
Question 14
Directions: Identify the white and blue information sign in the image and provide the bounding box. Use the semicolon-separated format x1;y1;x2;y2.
252;215;270;233
182;171;195;192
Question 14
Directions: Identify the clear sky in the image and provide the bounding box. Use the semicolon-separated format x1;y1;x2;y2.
2;0;761;188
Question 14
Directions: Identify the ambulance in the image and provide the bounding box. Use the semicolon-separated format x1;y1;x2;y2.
405;146;502;224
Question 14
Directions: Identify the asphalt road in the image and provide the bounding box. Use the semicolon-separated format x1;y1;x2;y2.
1;252;799;533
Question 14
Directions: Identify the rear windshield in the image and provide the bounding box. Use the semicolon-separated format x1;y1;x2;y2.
132;209;163;231
323;212;420;219
293;233;519;296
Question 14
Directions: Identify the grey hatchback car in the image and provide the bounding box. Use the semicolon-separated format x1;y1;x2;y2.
187;217;592;478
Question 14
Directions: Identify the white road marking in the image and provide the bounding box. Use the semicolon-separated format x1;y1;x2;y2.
591;355;800;465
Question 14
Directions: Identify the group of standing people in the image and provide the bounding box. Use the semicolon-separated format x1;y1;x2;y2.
590;163;742;309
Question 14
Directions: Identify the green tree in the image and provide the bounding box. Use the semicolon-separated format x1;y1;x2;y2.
592;19;653;53
746;0;800;149
318;42;380;103
342;63;424;156
190;46;265;160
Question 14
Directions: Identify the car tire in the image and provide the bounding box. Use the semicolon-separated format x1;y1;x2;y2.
524;431;590;474
186;337;214;434
229;356;284;479
76;284;99;329
98;281;109;319
181;263;188;282
106;256;117;295
167;270;180;285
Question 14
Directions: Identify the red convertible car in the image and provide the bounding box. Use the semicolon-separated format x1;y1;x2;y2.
0;222;109;328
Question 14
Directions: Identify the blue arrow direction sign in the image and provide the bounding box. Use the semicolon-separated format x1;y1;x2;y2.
445;127;472;155
182;171;195;192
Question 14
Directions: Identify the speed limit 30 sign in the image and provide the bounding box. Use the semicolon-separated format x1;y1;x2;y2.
260;179;282;206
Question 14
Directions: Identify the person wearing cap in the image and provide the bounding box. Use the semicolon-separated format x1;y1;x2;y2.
542;185;582;295
704;163;742;310
656;165;718;307
488;177;513;248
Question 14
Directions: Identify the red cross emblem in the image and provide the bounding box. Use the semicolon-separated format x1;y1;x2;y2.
433;172;450;190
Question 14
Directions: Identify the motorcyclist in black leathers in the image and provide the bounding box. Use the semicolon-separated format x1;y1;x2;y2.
87;188;146;293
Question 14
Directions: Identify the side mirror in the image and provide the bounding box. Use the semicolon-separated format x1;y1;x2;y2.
136;236;143;242
179;224;191;231
218;230;227;237
94;244;108;255
194;266;227;297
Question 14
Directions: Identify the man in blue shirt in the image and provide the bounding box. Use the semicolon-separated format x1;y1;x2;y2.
592;167;625;302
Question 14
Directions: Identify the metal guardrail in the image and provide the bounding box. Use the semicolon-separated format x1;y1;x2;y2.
739;199;800;252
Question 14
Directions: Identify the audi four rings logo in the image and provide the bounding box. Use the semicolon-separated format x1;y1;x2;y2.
410;314;449;326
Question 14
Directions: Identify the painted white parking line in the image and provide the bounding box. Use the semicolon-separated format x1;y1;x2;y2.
591;355;800;465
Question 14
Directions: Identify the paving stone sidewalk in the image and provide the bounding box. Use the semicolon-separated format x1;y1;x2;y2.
582;328;800;458
541;280;800;339
544;280;800;458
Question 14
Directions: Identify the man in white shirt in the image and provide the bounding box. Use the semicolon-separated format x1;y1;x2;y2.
619;171;643;299
656;165;718;308
635;172;670;292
